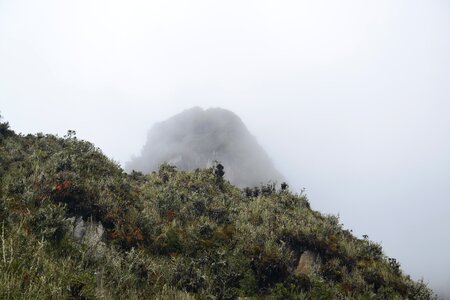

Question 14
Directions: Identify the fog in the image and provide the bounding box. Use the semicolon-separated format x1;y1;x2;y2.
1;0;449;296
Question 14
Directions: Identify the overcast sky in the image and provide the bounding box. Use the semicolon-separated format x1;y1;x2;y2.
1;0;450;296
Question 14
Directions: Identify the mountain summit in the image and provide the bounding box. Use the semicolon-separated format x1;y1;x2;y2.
126;107;284;187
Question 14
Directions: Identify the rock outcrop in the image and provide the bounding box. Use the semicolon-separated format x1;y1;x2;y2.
295;251;321;275
126;107;284;187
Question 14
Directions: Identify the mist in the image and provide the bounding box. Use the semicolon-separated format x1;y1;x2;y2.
1;0;450;296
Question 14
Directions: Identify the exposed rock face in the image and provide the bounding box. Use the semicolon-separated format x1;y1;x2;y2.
71;217;104;247
126;107;284;187
295;251;320;275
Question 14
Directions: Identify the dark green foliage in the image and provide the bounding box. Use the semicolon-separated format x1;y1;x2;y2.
239;270;259;296
243;187;253;198
29;203;70;244
0;115;13;141
214;163;225;178
389;257;401;275
260;182;276;196
65;272;96;300
0;121;436;299
159;228;183;254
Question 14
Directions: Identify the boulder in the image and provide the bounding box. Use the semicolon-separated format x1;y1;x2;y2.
295;250;320;275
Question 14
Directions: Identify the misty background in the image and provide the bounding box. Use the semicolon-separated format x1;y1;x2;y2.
1;0;449;297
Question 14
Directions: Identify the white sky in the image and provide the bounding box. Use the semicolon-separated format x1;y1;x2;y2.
1;0;450;296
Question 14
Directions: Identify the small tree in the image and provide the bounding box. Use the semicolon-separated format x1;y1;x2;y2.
0;114;12;139
213;161;225;190
214;163;225;178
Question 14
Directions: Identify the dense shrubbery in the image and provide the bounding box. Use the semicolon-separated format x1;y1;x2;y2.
0;120;436;299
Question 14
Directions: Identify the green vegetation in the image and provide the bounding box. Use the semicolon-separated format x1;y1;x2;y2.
0;118;435;299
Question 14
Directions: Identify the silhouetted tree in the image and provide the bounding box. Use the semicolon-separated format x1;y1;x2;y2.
243;187;253;198
261;183;276;196
214;163;225;178
64;130;76;139
0;114;13;140
252;187;260;197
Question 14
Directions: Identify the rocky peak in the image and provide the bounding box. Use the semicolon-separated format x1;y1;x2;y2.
126;107;284;187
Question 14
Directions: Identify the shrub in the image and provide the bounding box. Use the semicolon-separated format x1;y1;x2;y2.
29;203;70;244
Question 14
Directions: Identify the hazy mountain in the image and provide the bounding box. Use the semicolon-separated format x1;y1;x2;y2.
126;107;284;187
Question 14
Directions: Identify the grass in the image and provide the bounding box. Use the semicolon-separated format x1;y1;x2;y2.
0;118;436;299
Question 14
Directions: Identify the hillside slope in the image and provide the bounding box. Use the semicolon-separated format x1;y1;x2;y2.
0;119;435;299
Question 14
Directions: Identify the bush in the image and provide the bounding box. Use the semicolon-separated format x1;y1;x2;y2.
29;203;70;244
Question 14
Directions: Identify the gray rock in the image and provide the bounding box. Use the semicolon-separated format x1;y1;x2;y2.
72;217;104;247
126;107;285;188
295;250;320;275
73;216;86;240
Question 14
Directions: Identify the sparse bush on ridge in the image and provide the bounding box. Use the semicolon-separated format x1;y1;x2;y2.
0;121;436;299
